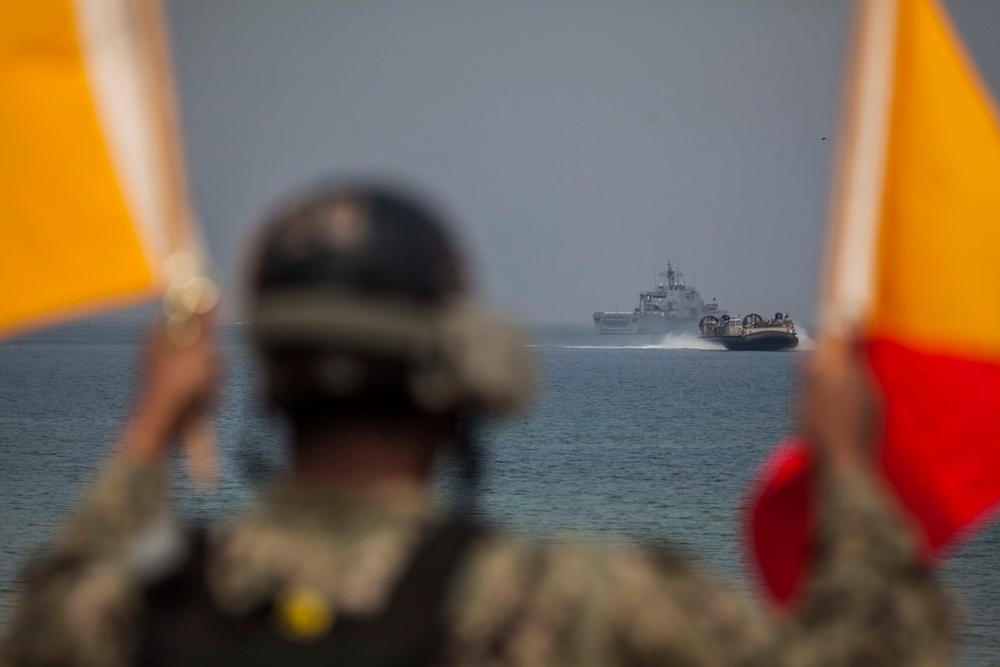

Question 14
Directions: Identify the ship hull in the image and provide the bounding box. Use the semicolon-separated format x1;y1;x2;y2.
593;312;699;335
718;331;798;351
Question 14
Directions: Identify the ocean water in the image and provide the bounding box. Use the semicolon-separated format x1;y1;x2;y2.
1;321;997;664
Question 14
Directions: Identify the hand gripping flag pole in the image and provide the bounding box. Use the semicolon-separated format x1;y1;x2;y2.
161;251;220;488
138;0;220;488
745;0;902;603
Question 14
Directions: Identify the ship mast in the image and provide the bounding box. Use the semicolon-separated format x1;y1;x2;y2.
660;261;677;290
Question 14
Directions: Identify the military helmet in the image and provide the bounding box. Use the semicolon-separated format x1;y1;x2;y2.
247;182;534;417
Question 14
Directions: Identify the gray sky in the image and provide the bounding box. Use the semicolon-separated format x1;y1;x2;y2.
165;0;1000;326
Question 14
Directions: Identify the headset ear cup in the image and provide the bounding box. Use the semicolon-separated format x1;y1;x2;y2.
436;300;535;413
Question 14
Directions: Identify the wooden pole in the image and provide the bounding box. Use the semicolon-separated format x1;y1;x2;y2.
816;0;900;341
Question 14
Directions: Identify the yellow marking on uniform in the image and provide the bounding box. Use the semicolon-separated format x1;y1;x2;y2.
273;586;336;641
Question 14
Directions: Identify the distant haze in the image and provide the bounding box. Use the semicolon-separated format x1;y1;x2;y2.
166;0;1000;326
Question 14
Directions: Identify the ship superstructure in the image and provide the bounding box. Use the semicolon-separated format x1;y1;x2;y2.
593;262;724;334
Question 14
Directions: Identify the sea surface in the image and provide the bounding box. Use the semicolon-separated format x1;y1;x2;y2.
1;321;997;664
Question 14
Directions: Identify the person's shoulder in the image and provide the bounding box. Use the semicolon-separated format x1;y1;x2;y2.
455;529;707;594
0;549;140;667
444;531;757;665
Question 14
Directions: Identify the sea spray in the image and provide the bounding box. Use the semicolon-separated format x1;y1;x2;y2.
793;326;816;350
654;332;724;351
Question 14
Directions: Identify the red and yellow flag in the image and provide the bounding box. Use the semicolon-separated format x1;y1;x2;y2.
0;0;200;336
749;0;1000;604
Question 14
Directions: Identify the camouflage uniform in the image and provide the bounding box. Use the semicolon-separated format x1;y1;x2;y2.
0;456;951;667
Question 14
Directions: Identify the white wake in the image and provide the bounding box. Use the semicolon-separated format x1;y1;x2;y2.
531;332;724;351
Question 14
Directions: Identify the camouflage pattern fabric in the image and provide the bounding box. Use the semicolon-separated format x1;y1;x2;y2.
0;457;952;667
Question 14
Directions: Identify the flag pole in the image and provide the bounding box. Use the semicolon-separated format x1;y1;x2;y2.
136;0;219;488
817;0;900;341
136;0;200;258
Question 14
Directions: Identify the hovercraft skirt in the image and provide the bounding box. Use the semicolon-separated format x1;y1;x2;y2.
720;331;798;351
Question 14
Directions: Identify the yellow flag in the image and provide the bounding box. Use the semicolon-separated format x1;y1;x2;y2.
872;0;1000;359
821;0;1000;355
0;0;198;335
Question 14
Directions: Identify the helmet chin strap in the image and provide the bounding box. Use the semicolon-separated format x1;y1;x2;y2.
454;416;482;518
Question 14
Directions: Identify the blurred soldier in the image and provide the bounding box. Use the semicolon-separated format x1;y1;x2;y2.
1;184;951;666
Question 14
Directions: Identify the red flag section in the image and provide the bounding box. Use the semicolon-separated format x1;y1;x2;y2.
748;0;1000;605
750;340;1000;603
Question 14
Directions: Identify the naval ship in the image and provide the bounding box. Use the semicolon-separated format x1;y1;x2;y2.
593;263;724;334
699;312;799;351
